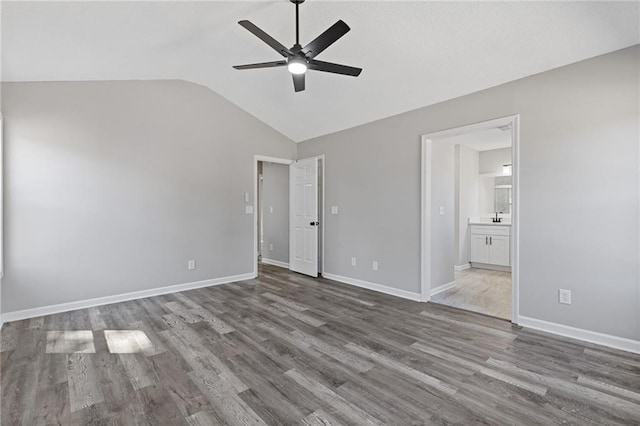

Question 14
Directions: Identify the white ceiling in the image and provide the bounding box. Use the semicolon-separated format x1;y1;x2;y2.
439;127;512;152
2;1;639;142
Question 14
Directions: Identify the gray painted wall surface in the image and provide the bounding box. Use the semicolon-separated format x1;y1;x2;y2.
261;162;289;264
298;46;640;340
431;140;456;290
1;80;295;313
479;147;512;174
455;145;479;267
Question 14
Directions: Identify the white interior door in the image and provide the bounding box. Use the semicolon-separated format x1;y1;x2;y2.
289;157;318;277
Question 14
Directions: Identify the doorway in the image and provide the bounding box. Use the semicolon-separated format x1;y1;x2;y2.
421;116;520;323
257;160;291;269
253;155;324;278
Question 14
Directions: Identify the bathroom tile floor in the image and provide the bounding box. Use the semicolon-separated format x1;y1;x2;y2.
431;268;512;320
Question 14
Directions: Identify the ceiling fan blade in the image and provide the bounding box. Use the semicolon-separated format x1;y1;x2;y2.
308;60;362;77
233;60;287;70
238;20;293;57
302;20;350;59
293;73;305;92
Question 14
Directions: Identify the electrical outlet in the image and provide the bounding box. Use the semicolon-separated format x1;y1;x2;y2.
331;206;339;214
351;257;356;266
439;206;445;215
269;243;273;251
188;260;196;270
558;289;571;305
245;206;254;214
372;261;378;271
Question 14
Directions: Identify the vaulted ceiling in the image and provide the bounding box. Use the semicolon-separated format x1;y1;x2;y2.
2;1;639;142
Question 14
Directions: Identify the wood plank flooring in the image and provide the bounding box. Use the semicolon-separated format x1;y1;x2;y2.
431;268;512;320
2;264;639;425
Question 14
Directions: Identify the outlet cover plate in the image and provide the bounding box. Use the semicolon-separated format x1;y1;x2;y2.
558;289;571;305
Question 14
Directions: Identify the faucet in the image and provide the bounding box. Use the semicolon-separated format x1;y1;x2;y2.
492;211;502;223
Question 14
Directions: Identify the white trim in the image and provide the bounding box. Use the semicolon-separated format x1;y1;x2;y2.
430;281;456;296
420;138;432;302
323;273;422;302
253;155;294;278
421;115;520;324
260;258;290;269
470;263;511;272
510;117;520;323
519;316;640;355
454;263;470;272
1;273;255;323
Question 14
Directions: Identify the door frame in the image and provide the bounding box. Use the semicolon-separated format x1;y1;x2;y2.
252;155;325;278
420;115;520;324
253;155;294;278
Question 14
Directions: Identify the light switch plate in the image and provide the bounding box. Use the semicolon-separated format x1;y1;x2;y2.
269;206;274;214
244;192;249;203
245;206;254;214
439;206;445;215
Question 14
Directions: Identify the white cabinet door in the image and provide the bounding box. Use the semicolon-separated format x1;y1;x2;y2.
289;157;318;277
489;235;510;266
470;234;489;264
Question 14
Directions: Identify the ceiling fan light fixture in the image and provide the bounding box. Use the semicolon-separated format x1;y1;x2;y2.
233;0;362;92
287;59;307;75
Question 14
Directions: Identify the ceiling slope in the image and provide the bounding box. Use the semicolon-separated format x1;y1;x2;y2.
2;1;639;141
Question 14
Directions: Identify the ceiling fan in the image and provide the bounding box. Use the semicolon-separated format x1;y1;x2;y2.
233;0;362;93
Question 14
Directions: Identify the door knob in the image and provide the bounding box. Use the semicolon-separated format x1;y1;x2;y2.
309;221;319;226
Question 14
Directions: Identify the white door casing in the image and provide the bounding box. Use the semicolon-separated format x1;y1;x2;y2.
289;157;318;277
421;114;520;323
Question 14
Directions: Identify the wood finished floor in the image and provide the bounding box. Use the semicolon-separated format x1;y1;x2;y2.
431;268;512;320
2;264;640;425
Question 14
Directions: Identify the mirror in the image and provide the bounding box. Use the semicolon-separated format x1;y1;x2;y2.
494;176;512;214
479;174;512;215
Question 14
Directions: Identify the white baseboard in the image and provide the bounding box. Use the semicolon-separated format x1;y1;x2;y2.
470;262;511;272
518;316;640;355
260;258;290;269
1;272;256;323
430;281;456;296
322;273;422;302
454;263;470;272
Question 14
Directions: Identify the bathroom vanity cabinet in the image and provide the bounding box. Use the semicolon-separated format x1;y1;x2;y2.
469;224;510;267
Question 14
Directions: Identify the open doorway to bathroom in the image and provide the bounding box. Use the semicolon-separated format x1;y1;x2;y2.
421;116;518;322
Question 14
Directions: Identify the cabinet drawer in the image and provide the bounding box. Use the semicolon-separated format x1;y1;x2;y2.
469;225;510;236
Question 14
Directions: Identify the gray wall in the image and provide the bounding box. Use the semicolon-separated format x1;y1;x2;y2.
430;140;456;289
479;147;511;174
261;162;289;264
1;80;295;313
455;145;479;267
298;46;640;340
